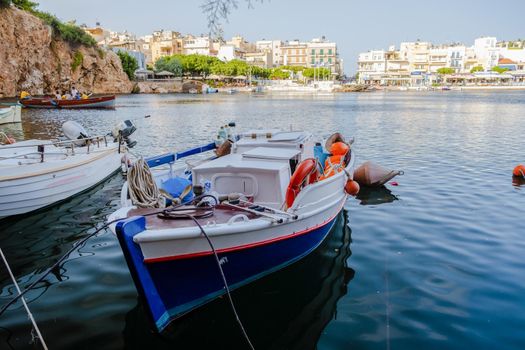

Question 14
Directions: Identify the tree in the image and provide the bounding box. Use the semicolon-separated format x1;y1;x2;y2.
437;67;455;75
303;67;331;79
269;69;290;80
117;51;139;80
155;56;182;76
491;66;509;74
470;66;484;73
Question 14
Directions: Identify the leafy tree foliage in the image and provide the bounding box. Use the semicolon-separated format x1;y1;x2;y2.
470;66;484;73
491;66;509;74
436;67;455;75
117;50;139;80
302;67;331;79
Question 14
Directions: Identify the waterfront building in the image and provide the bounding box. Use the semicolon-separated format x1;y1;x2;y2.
357;36;525;86
281;40;308;67
307;37;340;75
217;44;245;61
183;35;213;55
255;40;283;67
245;51;273;68
150;30;183;64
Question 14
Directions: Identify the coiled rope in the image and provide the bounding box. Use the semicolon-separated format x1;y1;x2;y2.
127;157;163;208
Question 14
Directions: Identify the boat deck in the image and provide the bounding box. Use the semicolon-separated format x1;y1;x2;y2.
127;204;257;230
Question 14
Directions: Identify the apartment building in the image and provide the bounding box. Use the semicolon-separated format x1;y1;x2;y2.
307;37;339;75
281;40;308;67
150;30;183;64
184;35;213;55
358;37;525;86
255;40;283;67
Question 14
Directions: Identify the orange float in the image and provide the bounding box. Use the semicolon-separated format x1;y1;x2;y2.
285;158;319;208
344;180;360;196
513;164;525;178
320;142;350;180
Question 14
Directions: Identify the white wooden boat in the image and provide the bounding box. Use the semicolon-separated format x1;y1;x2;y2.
0;105;21;125
0;120;137;219
109;127;358;332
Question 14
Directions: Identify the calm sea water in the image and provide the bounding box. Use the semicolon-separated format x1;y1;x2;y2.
1;91;525;349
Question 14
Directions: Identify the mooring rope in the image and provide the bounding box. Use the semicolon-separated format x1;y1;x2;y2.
184;213;255;350
0;248;48;350
0;196;210;317
0;194;255;349
127;157;163;208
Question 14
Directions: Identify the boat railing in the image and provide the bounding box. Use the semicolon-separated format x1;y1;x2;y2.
146;141;217;177
0;135;115;163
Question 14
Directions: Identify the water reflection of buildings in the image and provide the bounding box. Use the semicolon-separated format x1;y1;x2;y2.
123;211;355;350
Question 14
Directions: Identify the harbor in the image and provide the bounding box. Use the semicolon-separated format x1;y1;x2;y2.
1;92;525;349
2;0;525;349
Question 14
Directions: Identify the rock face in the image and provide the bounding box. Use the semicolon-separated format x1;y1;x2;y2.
0;7;132;98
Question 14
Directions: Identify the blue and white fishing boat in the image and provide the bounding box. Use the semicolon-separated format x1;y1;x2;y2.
109;126;357;332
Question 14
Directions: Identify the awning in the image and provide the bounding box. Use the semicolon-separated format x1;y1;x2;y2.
155;71;175;76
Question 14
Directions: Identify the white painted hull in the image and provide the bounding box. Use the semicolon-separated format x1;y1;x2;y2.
0;144;122;219
0;106;21;124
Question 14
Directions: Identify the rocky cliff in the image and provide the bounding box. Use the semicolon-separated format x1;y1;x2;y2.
0;7;132;98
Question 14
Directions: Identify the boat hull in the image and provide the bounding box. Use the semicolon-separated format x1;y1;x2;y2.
19;95;115;109
116;210;340;332
0;147;122;219
0;106;21;124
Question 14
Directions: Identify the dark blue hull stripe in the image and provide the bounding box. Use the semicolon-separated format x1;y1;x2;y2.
116;213;339;332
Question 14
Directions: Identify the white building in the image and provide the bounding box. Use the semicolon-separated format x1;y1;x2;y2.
307;37;339;75
217;45;245;61
256;40;283;67
184;36;212;55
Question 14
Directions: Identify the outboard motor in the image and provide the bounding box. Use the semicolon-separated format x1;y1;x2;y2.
112;120;137;148
62;121;90;146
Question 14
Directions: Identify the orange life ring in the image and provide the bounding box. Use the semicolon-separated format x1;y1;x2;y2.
285;158;319;208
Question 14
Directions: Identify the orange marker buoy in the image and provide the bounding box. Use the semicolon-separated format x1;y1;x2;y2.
345;180;360;196
513;164;525;178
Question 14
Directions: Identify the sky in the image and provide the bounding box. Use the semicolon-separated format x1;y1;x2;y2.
37;0;525;74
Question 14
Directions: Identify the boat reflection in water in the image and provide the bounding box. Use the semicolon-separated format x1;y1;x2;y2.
123;210;355;350
356;185;399;206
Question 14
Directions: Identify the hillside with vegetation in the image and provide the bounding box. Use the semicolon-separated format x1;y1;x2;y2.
0;1;132;97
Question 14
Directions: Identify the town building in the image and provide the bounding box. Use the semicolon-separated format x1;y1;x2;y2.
183;35;213;55
281;40;308;67
357;37;525;86
255;40;283;67
150;30;183;64
307;37;339;75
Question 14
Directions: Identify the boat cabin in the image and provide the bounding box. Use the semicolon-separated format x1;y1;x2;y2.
193;146;302;208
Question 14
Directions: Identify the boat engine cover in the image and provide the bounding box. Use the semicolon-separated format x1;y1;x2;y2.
62;121;89;145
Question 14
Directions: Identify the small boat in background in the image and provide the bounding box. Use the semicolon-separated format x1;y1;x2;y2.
0;105;21;125
0;119;137;220
19;95;116;109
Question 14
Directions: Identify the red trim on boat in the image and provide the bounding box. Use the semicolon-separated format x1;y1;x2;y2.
144;202;345;264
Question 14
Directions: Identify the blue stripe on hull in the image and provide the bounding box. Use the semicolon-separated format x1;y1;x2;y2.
116;213;339;332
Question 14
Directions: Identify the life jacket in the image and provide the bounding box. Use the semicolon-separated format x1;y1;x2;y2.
320;142;349;180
